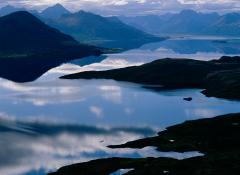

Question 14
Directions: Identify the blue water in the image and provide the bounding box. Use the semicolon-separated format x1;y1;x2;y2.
0;37;240;175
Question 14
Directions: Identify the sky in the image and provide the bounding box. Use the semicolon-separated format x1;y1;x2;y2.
0;0;239;15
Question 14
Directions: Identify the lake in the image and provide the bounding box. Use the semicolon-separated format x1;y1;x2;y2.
0;37;240;175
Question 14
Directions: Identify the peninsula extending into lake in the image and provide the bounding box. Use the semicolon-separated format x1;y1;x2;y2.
61;56;240;100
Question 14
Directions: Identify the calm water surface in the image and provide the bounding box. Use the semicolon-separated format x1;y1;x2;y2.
0;37;240;175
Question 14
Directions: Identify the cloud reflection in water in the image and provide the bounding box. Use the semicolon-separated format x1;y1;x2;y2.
0;116;205;175
0;116;158;175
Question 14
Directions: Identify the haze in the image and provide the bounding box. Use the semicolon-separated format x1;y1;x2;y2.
0;0;239;15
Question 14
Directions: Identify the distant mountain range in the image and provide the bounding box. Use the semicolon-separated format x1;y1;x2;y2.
0;4;69;18
44;10;162;49
0;4;162;49
119;10;240;36
1;5;240;38
203;13;240;36
0;4;239;52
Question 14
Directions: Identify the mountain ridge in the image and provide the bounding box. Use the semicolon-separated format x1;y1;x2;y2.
45;10;163;49
0;5;25;16
119;10;240;36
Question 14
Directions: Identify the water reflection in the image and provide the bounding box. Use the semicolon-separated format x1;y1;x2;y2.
141;38;240;54
0;37;240;175
0;54;102;83
0;66;239;175
0;76;240;127
0;116;205;175
67;37;240;73
0;117;155;175
0;37;239;83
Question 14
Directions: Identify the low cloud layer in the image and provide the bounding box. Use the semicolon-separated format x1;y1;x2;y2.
0;0;239;15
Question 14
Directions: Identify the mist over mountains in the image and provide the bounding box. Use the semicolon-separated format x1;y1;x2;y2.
119;10;240;36
0;4;239;38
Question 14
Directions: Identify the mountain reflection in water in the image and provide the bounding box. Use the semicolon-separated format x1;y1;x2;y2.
1;37;240;83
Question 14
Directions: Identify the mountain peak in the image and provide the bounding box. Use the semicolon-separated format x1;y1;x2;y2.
41;3;70;19
46;10;161;49
179;9;198;16
0;10;81;54
2;11;36;20
0;10;99;82
51;3;67;10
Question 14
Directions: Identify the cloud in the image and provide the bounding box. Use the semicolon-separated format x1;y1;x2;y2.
0;63;127;106
0;0;239;15
185;108;220;119
90;106;104;118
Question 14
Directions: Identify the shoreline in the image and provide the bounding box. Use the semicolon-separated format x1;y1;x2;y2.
49;113;240;175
